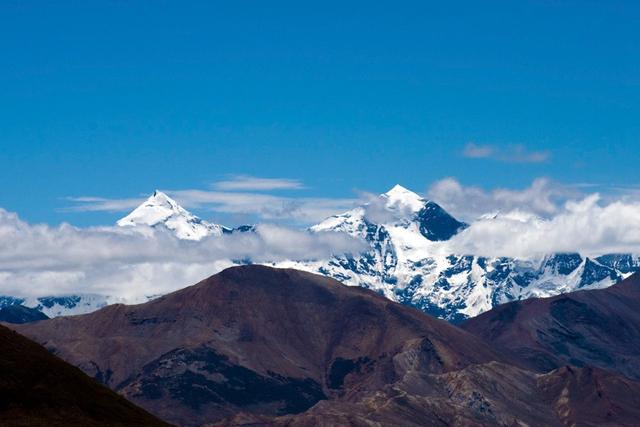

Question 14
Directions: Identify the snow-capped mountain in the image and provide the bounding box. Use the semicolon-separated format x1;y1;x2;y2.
117;190;229;240
0;294;110;318
278;185;640;322
0;191;244;318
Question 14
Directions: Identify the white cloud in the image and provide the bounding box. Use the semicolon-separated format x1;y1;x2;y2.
448;194;640;258
29;177;640;300
427;177;576;221
169;189;359;223
212;175;305;191
426;177;640;258
462;143;494;158
62;197;145;212
462;143;550;163
0;208;365;300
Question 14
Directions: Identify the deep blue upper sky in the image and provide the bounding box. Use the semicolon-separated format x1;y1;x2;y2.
1;1;638;226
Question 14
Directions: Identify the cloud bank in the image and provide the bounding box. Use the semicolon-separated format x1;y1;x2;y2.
448;195;640;258
0;209;365;300
429;178;640;258
8;177;640;302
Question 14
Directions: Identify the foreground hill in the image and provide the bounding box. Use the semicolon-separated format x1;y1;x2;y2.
14;265;504;426
12;266;640;426
0;324;169;426
462;272;640;381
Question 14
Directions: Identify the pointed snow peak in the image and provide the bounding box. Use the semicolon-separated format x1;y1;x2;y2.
117;190;225;240
382;184;425;213
117;191;189;228
384;184;414;197
147;190;177;207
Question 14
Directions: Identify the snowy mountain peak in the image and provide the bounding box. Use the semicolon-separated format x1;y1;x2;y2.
117;191;226;240
150;189;174;205
312;184;464;240
385;184;413;195
117;191;186;227
288;182;634;323
144;190;183;214
382;184;425;213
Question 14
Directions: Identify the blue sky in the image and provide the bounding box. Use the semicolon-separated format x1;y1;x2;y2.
1;1;639;226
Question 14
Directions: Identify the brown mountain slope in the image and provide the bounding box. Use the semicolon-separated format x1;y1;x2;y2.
214;363;640;427
0;324;169;427
13;265;506;426
462;272;640;380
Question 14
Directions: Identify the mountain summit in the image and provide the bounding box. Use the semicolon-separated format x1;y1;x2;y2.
381;184;426;213
117;190;228;240
312;184;465;239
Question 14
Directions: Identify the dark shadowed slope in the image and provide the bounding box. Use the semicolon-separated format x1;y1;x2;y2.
0;304;48;324
13;265;505;426
462;272;640;380
225;363;640;427
0;324;170;427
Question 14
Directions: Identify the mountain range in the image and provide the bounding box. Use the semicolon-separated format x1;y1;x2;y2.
1;186;638;322
10;265;640;426
282;185;639;321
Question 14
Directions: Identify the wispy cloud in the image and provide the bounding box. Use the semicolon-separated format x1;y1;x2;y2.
64;176;357;225
462;143;494;158
62;197;145;212
64;189;362;225
212;175;305;191
462;143;550;163
169;189;360;224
